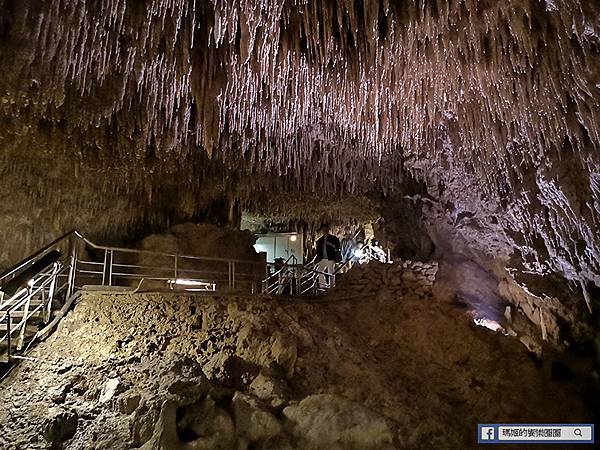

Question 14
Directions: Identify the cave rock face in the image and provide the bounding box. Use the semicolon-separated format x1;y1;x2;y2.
0;1;598;322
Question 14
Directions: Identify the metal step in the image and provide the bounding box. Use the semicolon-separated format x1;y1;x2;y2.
4;310;43;319
20;297;45;305
0;299;45;312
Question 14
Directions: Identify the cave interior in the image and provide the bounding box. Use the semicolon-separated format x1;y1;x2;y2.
0;0;599;448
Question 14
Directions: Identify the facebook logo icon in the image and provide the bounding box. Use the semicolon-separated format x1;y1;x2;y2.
481;426;495;441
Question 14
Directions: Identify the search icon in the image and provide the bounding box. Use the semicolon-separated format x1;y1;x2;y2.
574;428;583;437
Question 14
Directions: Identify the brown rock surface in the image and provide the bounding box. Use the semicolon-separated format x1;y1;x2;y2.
0;261;596;449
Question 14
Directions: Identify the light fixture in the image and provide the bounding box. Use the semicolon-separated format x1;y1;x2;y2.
290;235;297;242
473;317;509;335
170;278;216;292
174;279;210;286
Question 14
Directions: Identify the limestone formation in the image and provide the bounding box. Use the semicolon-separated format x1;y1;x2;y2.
0;1;599;447
283;394;397;450
0;1;597;326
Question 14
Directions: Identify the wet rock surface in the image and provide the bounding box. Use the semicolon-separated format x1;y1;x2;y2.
0;263;597;449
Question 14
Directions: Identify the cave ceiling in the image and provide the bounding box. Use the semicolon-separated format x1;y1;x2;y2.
0;0;599;288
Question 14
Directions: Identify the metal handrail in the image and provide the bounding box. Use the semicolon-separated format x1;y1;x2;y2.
1;230;271;294
1;261;68;357
263;262;337;297
264;238;392;297
262;254;298;283
261;254;300;294
3;267;60;316
0;230;75;287
1;229;272;361
73;230;266;266
262;245;349;296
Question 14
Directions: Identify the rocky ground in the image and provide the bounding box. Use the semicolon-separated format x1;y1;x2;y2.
0;261;598;449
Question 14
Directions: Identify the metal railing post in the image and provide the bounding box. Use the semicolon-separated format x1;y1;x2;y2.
232;262;236;290
67;244;78;298
225;261;229;290
102;249;108;285
174;255;179;280
17;285;32;350
108;250;114;286
47;263;58;322
6;312;11;361
41;285;46;321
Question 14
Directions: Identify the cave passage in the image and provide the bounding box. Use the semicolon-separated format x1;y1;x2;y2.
0;0;599;448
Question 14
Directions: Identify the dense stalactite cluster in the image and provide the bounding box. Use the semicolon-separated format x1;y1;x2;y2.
3;0;597;187
0;1;598;295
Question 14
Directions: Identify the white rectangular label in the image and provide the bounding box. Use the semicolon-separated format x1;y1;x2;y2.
497;425;592;441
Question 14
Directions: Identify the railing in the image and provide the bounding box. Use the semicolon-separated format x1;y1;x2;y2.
1;230;271;361
261;241;392;297
261;255;335;297
1;231;78;361
72;232;268;293
295;266;336;296
0;230;77;291
0;262;72;358
262;254;298;295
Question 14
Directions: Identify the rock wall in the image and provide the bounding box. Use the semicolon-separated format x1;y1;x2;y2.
378;194;436;261
421;191;597;346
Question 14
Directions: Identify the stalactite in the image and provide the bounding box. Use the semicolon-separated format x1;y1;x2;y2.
0;0;598;281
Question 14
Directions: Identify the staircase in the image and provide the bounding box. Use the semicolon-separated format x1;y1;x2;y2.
1;230;270;363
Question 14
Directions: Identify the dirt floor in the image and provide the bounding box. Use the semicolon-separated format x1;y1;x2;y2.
0;261;597;449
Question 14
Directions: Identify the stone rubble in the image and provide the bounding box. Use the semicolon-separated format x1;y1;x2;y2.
333;260;439;300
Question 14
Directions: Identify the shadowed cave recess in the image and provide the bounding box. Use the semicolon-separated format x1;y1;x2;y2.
0;0;599;448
